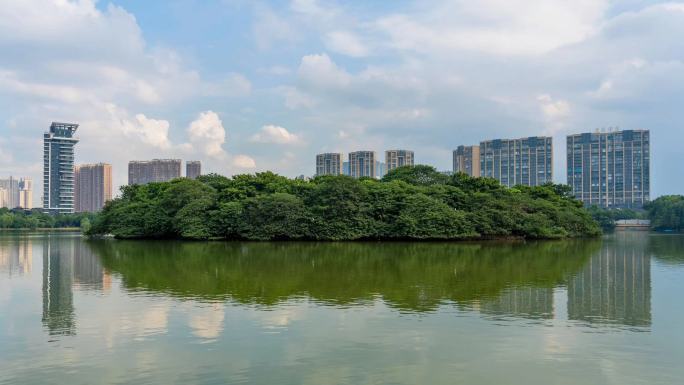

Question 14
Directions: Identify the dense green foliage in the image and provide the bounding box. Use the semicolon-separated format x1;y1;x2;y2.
88;166;601;240
0;208;94;229
645;195;684;231
89;239;599;311
586;205;645;229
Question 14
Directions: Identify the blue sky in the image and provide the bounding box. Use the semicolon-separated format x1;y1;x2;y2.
1;0;683;199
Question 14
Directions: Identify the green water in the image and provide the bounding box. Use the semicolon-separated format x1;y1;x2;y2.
1;232;683;384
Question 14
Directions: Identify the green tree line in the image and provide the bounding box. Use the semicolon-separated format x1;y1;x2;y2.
586;205;645;230
87;165;602;240
645;195;684;231
0;208;94;229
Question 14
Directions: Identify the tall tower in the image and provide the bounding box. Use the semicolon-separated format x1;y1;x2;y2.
128;159;181;185
385;150;414;172
479;136;553;187
18;178;33;209
43;122;79;214
349;151;376;179
315;153;343;176
75;163;112;212
567;129;650;208
186;161;202;179
453;145;480;177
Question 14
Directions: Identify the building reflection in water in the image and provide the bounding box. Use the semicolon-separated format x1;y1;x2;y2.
479;287;554;320
42;235;109;336
0;237;33;276
567;231;651;327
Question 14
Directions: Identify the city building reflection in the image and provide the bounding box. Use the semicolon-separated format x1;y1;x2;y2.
0;237;33;276
479;286;554;320
41;235;109;336
567;231;651;327
42;236;76;336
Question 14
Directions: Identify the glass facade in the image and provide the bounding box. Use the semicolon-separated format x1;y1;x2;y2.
43;122;79;214
566;130;650;208
479;136;553;187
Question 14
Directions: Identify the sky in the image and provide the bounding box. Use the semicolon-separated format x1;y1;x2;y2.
1;0;683;202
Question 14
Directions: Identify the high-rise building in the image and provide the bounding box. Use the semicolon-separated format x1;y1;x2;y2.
0;177;18;208
349;151;376;178
186;161;201;179
567;129;650;209
315;153;343;176
128;159;182;185
480;136;553;187
342;162;350;176
375;161;387;178
453;145;481;177
0;188;8;208
385;150;414;172
19;178;32;209
43;122;79;214
75;163;112;212
0;177;32;209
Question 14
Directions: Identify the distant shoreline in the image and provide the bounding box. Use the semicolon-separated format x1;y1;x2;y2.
0;228;81;232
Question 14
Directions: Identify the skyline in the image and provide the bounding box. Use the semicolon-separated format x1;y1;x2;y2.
1;0;682;199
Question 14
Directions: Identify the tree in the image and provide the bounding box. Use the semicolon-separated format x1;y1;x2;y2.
382;165;449;186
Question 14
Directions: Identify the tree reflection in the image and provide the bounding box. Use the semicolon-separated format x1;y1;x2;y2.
89;240;599;314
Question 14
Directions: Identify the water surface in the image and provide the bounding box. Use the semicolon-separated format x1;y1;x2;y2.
1;232;682;384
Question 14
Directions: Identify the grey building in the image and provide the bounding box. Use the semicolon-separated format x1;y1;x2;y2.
315;153;343;176
480;136;553;187
453;145;481;177
349;151;376;178
186;161;202;179
128;159;182;185
567;129;650;209
43;122;79;214
0;177;19;208
342;161;350;176
385;150;414;172
75;163;112;213
375;161;387;178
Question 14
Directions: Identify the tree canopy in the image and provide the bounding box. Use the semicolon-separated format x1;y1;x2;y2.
645;195;684;231
0;208;93;229
87;166;601;241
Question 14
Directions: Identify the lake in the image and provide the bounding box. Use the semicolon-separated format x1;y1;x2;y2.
1;231;683;384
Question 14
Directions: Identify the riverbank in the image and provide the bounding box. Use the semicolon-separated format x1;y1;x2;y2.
86;167;602;241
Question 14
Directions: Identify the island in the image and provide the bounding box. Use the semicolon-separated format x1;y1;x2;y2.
85;165;601;241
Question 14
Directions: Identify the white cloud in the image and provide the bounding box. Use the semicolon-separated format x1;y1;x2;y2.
104;104;171;149
375;0;609;56
538;94;570;120
298;53;352;89
324;31;369;57
280;86;316;110
231;154;257;169
250;125;302;145
290;0;337;21
187;111;227;158
537;94;571;135
253;5;297;50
